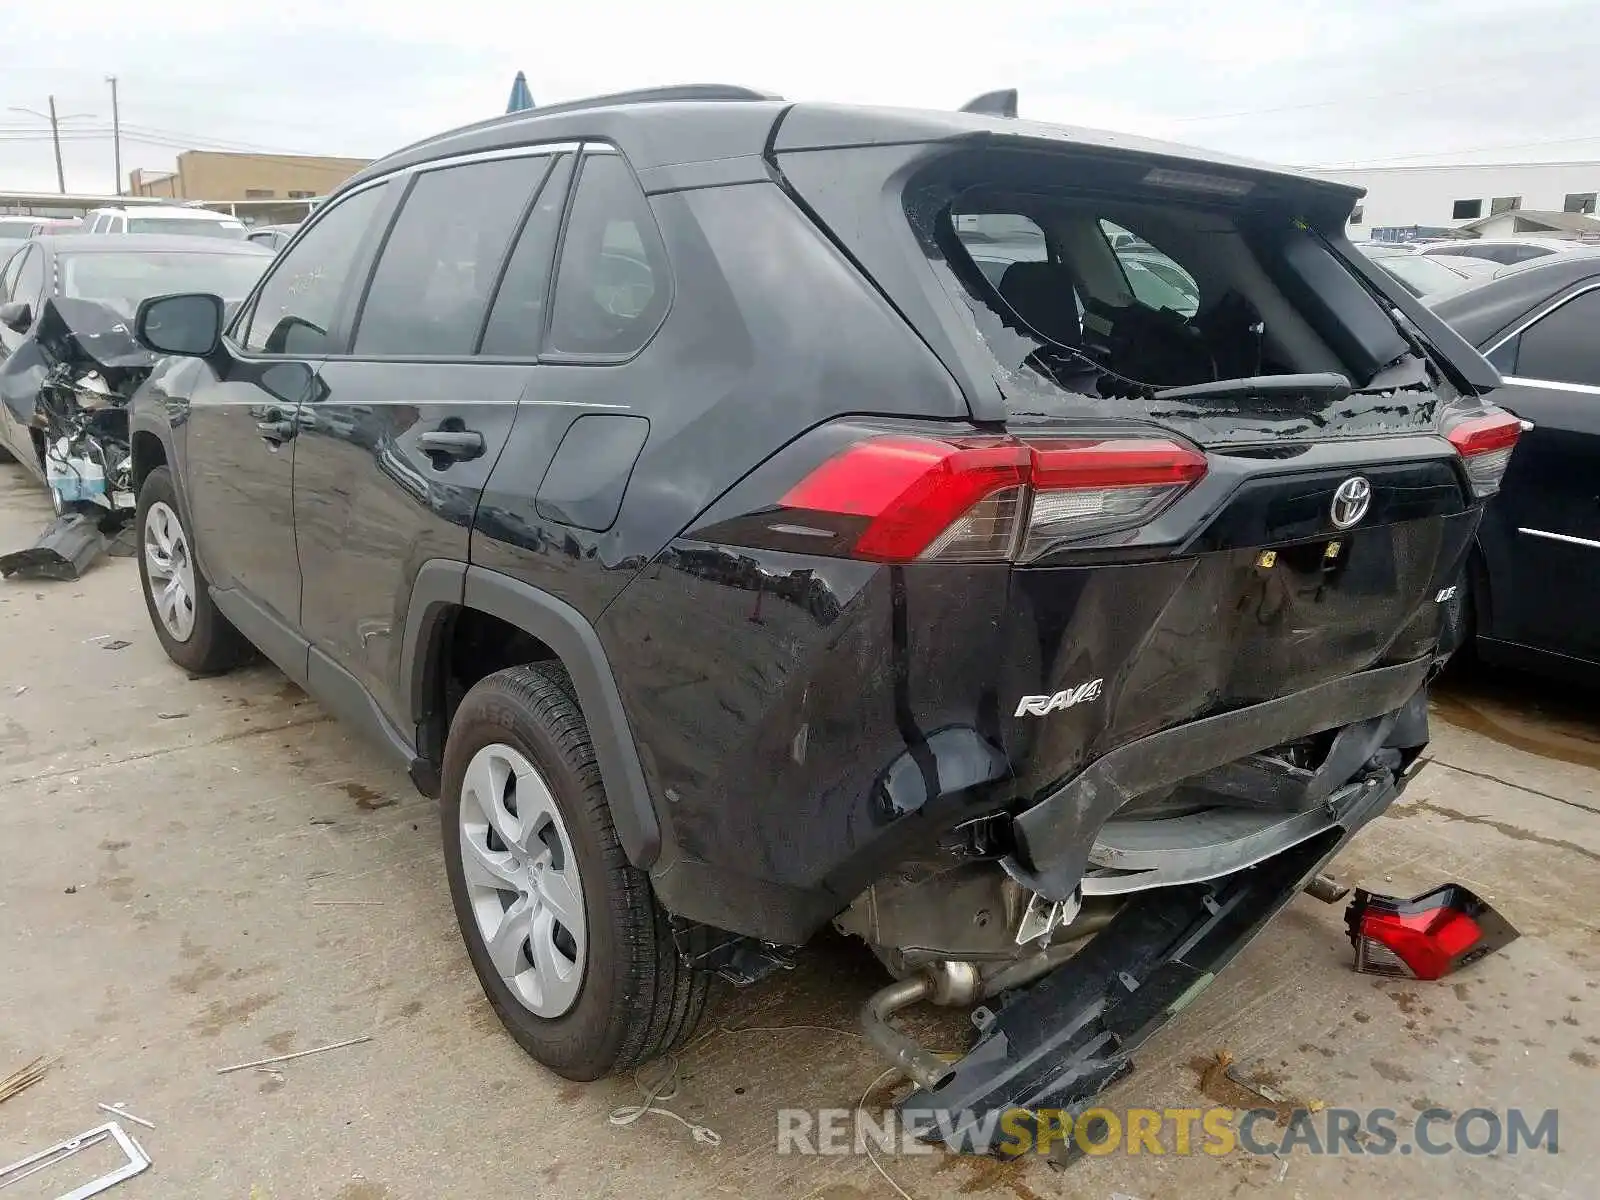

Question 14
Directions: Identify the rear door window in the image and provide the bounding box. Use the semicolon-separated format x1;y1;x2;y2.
1504;289;1600;386
545;151;670;358
479;155;575;357
353;154;553;357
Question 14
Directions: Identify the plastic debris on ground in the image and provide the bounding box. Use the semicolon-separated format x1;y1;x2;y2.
0;508;126;582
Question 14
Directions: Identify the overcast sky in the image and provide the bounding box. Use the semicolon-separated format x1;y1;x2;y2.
2;0;1595;195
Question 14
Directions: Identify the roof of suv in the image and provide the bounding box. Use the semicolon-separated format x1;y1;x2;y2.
342;85;1360;202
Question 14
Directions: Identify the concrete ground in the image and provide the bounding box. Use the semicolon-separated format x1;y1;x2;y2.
0;457;1595;1200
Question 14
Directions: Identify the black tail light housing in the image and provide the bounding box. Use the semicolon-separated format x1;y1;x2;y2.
1345;883;1519;980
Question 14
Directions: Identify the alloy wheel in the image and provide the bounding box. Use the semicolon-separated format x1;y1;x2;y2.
458;742;587;1018
144;500;197;642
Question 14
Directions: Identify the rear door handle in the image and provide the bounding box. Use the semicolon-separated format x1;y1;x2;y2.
417;430;485;462
257;417;296;444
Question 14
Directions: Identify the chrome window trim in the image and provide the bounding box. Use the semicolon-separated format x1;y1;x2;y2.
1497;375;1600;397
1484;279;1600;377
224;140;609;360
1519;527;1600;550
387;141;586;182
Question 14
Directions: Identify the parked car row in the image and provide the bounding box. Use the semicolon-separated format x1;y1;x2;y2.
1;208;299;252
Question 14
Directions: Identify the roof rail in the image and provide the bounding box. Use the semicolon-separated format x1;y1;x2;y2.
518;84;782;119
384;84;783;163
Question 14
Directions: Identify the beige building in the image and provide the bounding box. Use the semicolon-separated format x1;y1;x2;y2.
129;150;370;204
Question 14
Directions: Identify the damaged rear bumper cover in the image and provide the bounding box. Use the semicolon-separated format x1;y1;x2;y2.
900;768;1415;1153
897;657;1436;1153
1007;655;1433;900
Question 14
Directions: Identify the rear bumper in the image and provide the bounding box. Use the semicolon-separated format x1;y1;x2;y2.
1009;654;1433;900
899;765;1415;1151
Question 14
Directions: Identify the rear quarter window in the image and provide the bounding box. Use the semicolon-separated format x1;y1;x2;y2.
545;151;670;359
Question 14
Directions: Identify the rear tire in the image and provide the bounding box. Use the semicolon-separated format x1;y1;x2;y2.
441;662;711;1080
136;466;251;675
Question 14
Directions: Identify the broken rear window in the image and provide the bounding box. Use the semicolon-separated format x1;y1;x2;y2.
910;147;1441;444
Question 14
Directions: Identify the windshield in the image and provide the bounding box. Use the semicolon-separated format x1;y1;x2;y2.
125;217;247;239
59;251;269;316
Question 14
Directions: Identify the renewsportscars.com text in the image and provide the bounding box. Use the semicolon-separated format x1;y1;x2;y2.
777;1105;1560;1158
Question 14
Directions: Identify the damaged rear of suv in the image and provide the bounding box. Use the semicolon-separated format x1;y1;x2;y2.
124;89;1516;1145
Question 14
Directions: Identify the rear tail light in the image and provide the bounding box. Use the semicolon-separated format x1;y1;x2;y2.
1345;884;1519;980
778;436;1207;563
1446;411;1522;498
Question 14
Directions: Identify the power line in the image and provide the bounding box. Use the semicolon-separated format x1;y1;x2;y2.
1310;131;1600;170
0;125;362;169
1171;80;1478;125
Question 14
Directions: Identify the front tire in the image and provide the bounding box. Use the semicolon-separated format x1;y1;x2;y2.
136;466;250;674
441;662;711;1080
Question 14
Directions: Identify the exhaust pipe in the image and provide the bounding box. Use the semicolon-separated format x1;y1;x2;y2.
859;962;978;1093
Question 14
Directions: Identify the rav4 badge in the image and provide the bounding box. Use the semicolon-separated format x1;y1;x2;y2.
1014;679;1104;718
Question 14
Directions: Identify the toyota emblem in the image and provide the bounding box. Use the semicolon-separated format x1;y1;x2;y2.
1330;476;1372;529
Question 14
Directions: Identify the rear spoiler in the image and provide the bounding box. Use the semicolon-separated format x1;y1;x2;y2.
1333;237;1501;394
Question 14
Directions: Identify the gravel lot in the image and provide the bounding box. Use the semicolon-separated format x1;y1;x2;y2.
1;459;1595;1199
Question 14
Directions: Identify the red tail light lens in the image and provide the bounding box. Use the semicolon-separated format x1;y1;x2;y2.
1447;411;1522;498
1345;884;1519;980
778;435;1207;563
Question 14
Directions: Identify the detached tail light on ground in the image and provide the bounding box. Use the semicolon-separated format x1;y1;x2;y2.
778;436;1207;563
1447;412;1523;498
1345;883;1519;980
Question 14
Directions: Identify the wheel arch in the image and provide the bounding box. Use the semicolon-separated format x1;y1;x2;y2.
129;428;168;493
400;563;663;870
1464;535;1494;640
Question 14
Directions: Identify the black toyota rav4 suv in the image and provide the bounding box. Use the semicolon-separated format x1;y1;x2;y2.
125;85;1518;1139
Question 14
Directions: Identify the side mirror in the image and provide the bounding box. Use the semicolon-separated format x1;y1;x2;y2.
0;301;31;334
135;292;224;357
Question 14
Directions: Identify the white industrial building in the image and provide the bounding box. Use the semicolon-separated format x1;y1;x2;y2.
1308;161;1600;241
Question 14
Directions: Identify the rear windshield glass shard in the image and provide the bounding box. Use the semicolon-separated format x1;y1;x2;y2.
912;147;1450;446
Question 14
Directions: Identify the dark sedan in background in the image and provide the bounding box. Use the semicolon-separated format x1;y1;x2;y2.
1430;256;1600;682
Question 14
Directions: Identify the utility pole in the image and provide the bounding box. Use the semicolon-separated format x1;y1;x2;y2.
5;98;95;194
48;96;65;193
107;76;122;195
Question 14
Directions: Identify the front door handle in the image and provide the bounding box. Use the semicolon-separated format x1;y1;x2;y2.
417;429;485;462
257;417;296;444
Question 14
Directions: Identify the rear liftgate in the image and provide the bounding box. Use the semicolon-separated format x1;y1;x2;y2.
895;764;1416;1156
